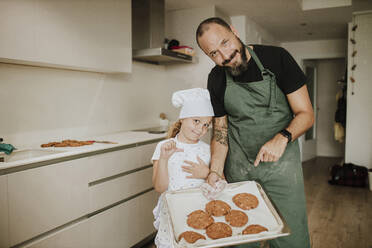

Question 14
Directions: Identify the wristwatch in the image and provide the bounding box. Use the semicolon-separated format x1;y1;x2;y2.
279;129;292;143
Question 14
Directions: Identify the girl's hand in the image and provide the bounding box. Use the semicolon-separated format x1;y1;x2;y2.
160;140;183;160
182;156;210;179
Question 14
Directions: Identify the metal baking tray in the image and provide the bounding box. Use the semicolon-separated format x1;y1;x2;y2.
164;181;290;248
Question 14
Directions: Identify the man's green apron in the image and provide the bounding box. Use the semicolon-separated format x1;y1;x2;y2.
224;47;310;248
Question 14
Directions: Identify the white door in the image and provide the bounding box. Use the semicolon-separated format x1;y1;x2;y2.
300;60;317;161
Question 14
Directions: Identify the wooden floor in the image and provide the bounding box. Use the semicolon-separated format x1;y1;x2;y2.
303;157;372;248
142;157;372;248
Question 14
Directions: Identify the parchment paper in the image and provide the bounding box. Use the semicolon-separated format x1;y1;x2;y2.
165;181;289;248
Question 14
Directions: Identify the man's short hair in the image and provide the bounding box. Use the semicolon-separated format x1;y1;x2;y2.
196;17;232;47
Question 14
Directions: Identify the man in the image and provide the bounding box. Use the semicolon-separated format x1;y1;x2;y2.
196;17;313;248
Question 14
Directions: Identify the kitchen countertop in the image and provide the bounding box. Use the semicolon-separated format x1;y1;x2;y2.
0;130;166;175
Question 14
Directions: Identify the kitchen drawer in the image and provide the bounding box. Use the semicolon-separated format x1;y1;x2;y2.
88;146;139;182
26;219;90;248
0;175;9;248
8;158;90;246
138;142;158;166
87;142;157;183
89;189;158;248
89;166;153;212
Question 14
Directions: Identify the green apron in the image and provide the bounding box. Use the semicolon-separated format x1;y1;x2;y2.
224;47;310;248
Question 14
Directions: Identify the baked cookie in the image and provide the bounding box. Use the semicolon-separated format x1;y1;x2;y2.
242;224;268;234
232;193;259;210
205;200;231;217
178;231;206;243
53;142;68;147
225;209;248;227
187;210;214;229
41;142;58;147
206;222;232;239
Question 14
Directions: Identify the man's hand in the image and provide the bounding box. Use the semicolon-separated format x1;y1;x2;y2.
254;133;288;166
160;140;183;160
182;156;209;179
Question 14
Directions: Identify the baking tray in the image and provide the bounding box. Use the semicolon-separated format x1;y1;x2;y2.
164;181;290;248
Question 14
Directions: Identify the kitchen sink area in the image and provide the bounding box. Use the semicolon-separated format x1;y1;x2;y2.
0;149;64;163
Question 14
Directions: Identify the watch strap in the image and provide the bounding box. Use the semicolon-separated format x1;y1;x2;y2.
279;129;292;143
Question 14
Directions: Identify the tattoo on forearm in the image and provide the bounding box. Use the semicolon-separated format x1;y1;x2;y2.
213;119;228;146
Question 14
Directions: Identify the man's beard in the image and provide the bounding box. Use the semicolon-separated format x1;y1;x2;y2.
224;38;249;77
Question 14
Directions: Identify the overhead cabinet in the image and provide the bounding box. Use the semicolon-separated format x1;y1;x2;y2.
0;0;132;73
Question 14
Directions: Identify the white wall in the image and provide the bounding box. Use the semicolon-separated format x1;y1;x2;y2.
230;16;247;44
0;62;190;148
231;15;279;46
0;6;221;148
281;39;347;161
345;12;372;169
316;59;345;157
165;6;216;89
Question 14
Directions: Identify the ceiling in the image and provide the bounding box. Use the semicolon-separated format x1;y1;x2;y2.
165;0;372;42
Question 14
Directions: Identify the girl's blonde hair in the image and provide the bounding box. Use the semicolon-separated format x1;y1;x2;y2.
167;120;182;139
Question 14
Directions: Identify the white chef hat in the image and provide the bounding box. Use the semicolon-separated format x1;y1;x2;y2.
172;88;215;119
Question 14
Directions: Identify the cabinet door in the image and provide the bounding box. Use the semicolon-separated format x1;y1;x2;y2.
0;175;9;248
8;158;90;246
89;190;158;248
0;0;131;73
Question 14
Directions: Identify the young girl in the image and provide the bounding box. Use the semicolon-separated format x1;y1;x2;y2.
151;88;215;248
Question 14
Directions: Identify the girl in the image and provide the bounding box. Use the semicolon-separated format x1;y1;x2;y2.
151;88;215;248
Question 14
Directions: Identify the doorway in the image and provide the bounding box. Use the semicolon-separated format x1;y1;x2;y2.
301;58;346;161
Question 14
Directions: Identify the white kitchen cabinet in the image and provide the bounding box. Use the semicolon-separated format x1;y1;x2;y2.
89;189;158;248
87;143;157;212
138;143;158;166
3;139;161;247
88;146;140;183
0;176;9;248
89;167;154;212
7;158;90;246
26;219;90;248
0;0;132;73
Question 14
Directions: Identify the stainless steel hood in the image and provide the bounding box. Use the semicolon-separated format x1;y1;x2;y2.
132;0;193;64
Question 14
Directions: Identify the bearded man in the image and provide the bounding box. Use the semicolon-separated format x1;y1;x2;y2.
196;17;313;248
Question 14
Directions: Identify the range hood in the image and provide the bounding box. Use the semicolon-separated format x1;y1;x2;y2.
132;0;193;64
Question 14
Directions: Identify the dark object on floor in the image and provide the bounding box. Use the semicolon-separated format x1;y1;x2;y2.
328;163;368;187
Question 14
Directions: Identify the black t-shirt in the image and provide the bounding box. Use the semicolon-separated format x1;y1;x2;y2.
207;45;306;117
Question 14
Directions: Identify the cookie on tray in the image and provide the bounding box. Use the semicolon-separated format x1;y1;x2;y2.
178;231;206;243
232;193;259;210
225;209;248;227
187;210;214;229
242;224;268;234
205;200;231;217
206;222;232;239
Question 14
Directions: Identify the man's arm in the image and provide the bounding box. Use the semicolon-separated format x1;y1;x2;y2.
207;115;229;186
254;84;314;166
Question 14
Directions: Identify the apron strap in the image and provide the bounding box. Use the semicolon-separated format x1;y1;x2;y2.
246;46;277;112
